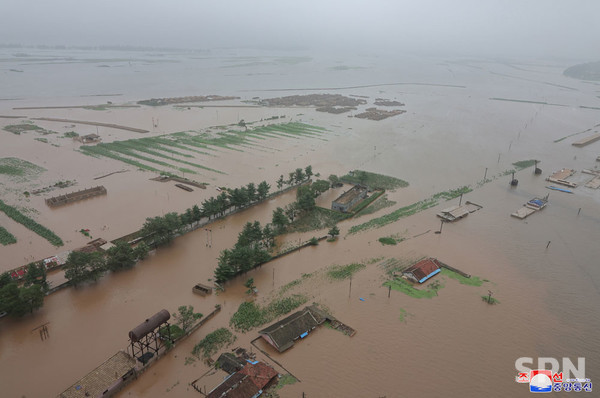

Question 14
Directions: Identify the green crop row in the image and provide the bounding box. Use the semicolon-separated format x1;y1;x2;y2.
327;262;366;280
349;198;438;234
0;226;17;245
192;328;236;358
0;200;63;246
229;294;308;332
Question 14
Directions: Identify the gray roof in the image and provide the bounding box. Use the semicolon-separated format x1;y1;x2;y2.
258;307;326;352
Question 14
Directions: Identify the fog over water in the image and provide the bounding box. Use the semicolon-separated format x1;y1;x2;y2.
2;0;600;58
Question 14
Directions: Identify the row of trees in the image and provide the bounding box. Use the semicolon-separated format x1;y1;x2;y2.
141;169;314;248
271;179;332;232
64;241;149;286
214;176;339;284
0;263;47;317
276;165;313;190
214;221;273;283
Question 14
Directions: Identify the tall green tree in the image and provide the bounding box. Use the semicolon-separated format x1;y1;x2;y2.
277;175;285;190
246;182;257;203
305;165;313;180
294;168;306;184
284;203;299;222
257;181;270;200
24;262;48;291
262;224;275;248
215;250;236;283
272;207;289;233
328;225;340;238
312;179;331;196
0;272;45;317
296;185;315;211
192;204;202;224
173;305;203;332
216;192;229;216
106;241;136;271
328;174;340;187
64;251;106;286
133;242;150;261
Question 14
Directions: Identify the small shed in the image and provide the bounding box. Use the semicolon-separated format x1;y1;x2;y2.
402;258;442;284
331;185;368;213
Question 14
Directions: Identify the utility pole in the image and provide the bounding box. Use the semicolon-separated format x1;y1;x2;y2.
483;167;488;181
349;275;352;298
435;220;444;234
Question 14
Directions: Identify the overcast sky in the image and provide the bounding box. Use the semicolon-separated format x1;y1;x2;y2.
1;0;599;58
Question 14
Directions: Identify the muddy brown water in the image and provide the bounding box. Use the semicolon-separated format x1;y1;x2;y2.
0;51;599;397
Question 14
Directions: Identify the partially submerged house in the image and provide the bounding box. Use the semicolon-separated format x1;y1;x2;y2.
75;133;101;144
206;361;278;398
402;258;442;284
258;306;327;353
216;353;246;374
331;185;367;213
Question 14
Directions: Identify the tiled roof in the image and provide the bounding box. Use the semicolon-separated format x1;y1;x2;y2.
239;362;278;389
403;258;441;281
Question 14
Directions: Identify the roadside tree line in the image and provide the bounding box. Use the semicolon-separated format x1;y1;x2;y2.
140;167;315;248
214;174;340;284
0;263;47;317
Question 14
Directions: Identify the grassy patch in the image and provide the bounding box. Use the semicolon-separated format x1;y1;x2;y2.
398;308;408;322
289;206;350;233
383;278;443;299
341;170;408;190
279;279;302;295
0;157;46;177
512;159;537;170
378;237;397;245
3;123;43;135
441;268;483;286
0;226;17;245
351;190;384;214
159;324;185;341
327;262;366;280
0;200;63;246
192;328;236;358
275;374;297;388
349;186;472;234
230;294;308;332
354;193;395;217
432;186;473;201
481;296;500;305
349;198;437;233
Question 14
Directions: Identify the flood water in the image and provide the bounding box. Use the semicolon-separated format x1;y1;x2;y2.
0;48;599;397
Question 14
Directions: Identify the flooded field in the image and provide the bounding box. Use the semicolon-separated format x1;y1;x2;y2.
0;49;599;397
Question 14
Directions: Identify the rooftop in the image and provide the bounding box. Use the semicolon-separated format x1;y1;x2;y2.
258;306;326;352
333;185;366;205
403;258;442;282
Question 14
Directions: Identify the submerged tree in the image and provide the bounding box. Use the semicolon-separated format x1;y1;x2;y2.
64;251;106;286
106;241;136;271
173;305;203;332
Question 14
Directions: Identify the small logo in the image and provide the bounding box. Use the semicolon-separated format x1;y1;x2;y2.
515;357;592;393
552;372;563;383
517;372;531;383
530;370;553;393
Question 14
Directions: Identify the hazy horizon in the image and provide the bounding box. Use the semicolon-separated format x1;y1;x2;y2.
1;0;599;60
